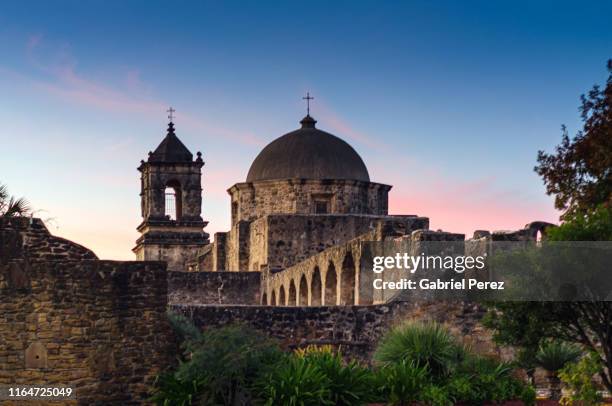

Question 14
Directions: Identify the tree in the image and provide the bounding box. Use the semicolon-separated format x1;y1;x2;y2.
0;183;30;217
535;60;612;219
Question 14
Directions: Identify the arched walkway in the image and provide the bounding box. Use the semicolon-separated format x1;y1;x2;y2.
261;292;268;305
311;266;322;306
298;274;308;306
270;290;276;306
279;286;286;306
340;252;356;305
359;246;374;305
324;262;337;305
288;280;297;306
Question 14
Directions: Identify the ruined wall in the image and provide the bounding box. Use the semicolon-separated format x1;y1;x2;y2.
170;301;497;363
0;217;97;262
168;271;261;305
0;218;175;405
228;179;391;223
0;260;175;405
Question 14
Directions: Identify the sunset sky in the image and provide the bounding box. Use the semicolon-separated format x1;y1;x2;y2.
1;1;611;259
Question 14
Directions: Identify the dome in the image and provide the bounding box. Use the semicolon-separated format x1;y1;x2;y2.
246;115;370;182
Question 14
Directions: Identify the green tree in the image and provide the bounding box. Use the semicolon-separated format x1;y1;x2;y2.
535;60;612;219
0;183;29;217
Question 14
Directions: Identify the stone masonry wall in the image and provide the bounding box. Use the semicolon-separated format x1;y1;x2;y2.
228;179;391;224
0;260;176;405
168;271;261;305
170;301;498;364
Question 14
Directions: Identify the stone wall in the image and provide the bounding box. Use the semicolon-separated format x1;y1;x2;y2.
0;217;97;262
170;301;498;363
228;179;392;224
168;271;261;305
0;260;175;405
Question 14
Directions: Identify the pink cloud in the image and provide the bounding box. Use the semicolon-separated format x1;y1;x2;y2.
20;35;264;147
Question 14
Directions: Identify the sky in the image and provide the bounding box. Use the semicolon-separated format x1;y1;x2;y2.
0;1;610;259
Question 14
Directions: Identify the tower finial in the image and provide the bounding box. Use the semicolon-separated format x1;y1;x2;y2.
167;106;176;123
302;92;314;116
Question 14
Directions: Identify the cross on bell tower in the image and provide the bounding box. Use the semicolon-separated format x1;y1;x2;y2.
167;106;176;122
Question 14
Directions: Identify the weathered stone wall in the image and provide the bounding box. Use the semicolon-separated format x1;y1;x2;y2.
170;301;497;363
168;271;261;305
0;260;175;405
0;217;97;262
228;179;392;224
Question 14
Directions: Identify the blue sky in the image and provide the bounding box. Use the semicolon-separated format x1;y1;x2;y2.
1;1;610;259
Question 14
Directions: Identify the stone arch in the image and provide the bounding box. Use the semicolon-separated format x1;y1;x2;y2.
261;292;268;305
164;179;182;220
340;251;356;305
324;261;338;305
311;266;322;306
270;289;277;306
358;244;374;305
298;274;308;306
279;286;286;306
288;280;297;306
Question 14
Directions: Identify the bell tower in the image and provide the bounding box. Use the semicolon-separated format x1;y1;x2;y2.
133;112;209;271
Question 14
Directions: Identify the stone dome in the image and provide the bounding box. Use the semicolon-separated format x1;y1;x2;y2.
246;115;370;182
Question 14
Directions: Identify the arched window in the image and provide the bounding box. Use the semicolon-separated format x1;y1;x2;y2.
311;267;322;306
325;262;338;305
298;274;308;306
340;253;356;305
164;180;182;220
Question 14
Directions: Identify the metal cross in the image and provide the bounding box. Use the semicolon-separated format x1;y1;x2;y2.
302;92;314;115
167;107;176;122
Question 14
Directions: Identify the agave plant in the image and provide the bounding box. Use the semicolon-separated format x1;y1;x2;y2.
535;340;582;400
373;321;464;380
0;183;30;217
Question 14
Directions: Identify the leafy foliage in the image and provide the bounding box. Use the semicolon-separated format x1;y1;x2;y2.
375;360;429;406
536;340;582;373
559;352;604;406
535;60;612;218
151;316;284;406
373;321;465;380
0;183;30;217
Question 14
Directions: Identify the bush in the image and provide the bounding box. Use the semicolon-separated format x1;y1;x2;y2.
375;360;429;406
258;355;332;406
536;340;582;373
259;346;376;406
559;352;603;406
151;316;284;406
373;321;464;380
447;355;535;405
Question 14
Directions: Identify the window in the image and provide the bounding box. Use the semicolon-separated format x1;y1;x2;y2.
165;187;177;220
315;200;329;214
164;180;182;220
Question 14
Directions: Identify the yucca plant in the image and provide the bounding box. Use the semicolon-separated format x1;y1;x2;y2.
536;340;582;400
373;321;464;380
296;346;376;406
0;183;30;217
375;359;429;406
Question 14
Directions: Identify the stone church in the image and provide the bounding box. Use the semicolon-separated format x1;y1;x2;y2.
132;110;552;307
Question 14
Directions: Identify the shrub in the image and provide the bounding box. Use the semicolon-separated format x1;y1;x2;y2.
257;355;332;406
375;360;429;406
295;346;376;405
536;340;582;373
559;352;603;406
151;318;284;406
447;355;535;405
373;321;464;380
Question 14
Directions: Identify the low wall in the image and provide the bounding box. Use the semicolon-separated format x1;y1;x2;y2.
0;260;175;405
170;301;497;362
167;271;261;305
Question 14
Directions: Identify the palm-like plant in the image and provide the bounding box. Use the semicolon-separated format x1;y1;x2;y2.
535;340;582;400
0;183;30;217
373;321;464;380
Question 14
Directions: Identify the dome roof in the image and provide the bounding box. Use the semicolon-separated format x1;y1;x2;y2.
246;115;370;182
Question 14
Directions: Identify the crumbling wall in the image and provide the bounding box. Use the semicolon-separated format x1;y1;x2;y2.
170;301;497;363
168;271;261;305
0;218;175;405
